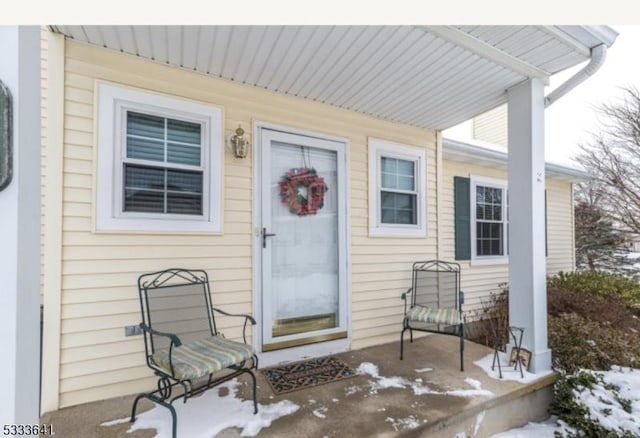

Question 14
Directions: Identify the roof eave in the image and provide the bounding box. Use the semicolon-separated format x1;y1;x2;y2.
442;138;592;182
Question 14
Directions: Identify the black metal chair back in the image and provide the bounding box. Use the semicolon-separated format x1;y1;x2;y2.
400;260;465;371
411;260;461;320
138;269;217;368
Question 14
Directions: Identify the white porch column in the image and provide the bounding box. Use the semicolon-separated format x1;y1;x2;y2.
507;78;551;373
0;26;41;424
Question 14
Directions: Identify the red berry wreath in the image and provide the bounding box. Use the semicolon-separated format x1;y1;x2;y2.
278;167;328;216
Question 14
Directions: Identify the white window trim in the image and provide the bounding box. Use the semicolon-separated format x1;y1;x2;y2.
470;175;508;265
368;138;427;237
95;82;223;233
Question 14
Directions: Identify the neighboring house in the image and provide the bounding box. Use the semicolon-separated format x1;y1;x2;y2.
35;25;617;414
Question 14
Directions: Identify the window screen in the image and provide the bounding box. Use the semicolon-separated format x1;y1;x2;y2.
380;157;417;225
123;111;204;215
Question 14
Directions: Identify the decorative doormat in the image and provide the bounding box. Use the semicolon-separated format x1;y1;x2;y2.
261;356;357;395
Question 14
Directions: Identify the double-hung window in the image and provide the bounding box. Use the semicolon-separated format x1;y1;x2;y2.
471;177;508;262
96;83;223;233
368;138;427;237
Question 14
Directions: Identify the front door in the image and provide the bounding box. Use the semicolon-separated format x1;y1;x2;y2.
259;128;347;351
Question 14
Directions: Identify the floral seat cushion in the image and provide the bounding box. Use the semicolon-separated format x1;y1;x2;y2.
407;305;461;326
151;336;253;381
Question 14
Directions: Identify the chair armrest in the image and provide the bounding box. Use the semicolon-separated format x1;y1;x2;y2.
140;323;182;347
401;287;412;315
212;307;256;344
212;307;257;325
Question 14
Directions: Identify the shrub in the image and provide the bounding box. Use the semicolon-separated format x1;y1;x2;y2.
548;288;640;332
548;313;640;374
464;285;508;349
548;271;640;315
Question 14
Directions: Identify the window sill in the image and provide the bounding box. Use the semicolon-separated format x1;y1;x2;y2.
470;256;508;266
369;226;427;238
95;216;222;234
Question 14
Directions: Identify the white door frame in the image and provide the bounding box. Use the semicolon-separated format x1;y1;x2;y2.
253;121;351;364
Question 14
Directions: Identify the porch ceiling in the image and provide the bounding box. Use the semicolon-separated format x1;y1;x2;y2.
50;25;617;131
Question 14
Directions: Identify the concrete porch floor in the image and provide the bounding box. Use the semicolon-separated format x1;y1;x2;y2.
41;336;556;437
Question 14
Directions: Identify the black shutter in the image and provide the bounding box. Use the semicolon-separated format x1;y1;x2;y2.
454;176;471;260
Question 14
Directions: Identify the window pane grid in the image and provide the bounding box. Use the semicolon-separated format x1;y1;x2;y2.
379;156;418;226
380;190;417;225
126;111;202;167
123;111;205;216
381;157;416;191
475;184;506;257
123;164;204;215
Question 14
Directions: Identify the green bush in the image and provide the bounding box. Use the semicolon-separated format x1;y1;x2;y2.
548;271;640;315
546;271;640;437
548;313;640;374
550;370;638;438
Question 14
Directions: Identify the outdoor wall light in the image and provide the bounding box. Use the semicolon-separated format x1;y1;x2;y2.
228;125;249;159
0;79;12;191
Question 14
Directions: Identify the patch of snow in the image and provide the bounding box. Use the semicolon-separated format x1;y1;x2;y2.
356;361;490;398
344;385;361;396
491;367;640;436
385;415;420;432
312;406;328;419
101;379;299;438
489;417;575;438
331;398;339;403
464;377;483;390
474;352;554;383
573;367;640;435
445;388;493;397
356;362;380;377
473;411;486;436
410;382;436;396
415;367;433;373
101;417;131;426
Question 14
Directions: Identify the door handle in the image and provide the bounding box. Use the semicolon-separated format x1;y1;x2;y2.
262;227;277;248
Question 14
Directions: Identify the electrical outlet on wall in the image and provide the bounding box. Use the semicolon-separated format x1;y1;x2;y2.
124;324;143;337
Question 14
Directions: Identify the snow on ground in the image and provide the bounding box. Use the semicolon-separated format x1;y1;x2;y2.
474;352;554;383
385;415;422;432
488;417;575;438
101;379;299;438
487;367;640;437
356;362;493;398
574;366;640;435
312;406;328;419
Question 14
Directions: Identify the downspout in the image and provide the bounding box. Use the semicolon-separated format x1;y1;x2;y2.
544;44;607;108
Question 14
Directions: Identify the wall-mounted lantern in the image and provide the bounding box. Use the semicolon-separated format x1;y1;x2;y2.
0;79;12;191
228;125;249;159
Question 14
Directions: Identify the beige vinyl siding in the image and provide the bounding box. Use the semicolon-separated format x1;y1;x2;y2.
441;160;575;313
473;104;508;147
546;178;575;273
52;40;437;407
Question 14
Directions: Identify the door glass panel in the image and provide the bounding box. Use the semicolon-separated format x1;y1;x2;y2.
270;142;339;338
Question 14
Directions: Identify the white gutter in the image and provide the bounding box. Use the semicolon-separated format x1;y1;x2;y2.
544;44;608;108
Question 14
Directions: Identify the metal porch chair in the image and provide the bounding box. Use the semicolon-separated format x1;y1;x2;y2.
130;268;258;438
400;260;465;371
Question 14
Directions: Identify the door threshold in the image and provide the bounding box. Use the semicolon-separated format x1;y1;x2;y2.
258;337;350;368
263;331;347;352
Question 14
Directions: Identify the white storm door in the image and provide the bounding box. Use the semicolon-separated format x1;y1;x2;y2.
260;128;347;351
